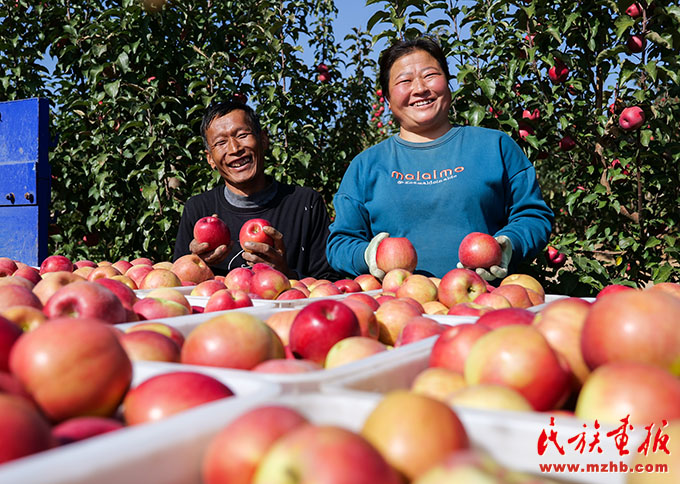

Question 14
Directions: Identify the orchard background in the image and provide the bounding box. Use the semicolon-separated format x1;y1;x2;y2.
0;0;678;295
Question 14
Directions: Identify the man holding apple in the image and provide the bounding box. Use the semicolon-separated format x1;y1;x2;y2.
326;36;554;280
173;100;337;280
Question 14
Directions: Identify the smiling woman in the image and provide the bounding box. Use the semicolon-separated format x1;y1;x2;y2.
326;36;554;281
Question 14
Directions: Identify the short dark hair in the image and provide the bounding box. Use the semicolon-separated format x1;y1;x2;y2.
200;100;262;150
378;36;451;101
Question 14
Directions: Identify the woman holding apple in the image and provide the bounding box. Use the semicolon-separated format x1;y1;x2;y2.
326;36;554;280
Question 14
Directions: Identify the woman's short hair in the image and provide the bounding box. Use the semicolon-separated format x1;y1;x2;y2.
378;36;451;100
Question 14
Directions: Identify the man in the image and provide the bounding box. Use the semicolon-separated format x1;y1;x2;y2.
173;100;338;280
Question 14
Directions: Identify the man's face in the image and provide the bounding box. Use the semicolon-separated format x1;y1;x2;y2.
205;109;269;196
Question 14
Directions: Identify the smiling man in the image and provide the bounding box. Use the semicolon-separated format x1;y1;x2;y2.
173;100;338;280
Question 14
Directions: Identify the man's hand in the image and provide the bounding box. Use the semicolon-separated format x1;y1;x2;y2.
456;235;513;282
240;225;293;278
364;232;390;280
190;238;231;266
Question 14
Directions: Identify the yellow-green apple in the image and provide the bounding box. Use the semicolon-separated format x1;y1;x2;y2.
252;358;322;373
647;282;680;299
324;336;388;368
341;298;379;340
381;268;411;294
581;290;680;374
123;371;234;425
289;300;360;364
464;325;571;411
0;316;22;371
181;312;284;369
548;58;569;84
375;298;423;346
0;284;42;311
448;384;533;412
193;216;231;251
533;297;592;385
171;253;214;284
191;279;227;297
0;394;54;464
361;390;469;480
0;275;35;291
472;291;511;310
411;449;526;484
429;324;491;373
43;281;128;324
9;317;132;421
110;274;138;290
72;268;93;279
575;361;680;425
354;273;382;291
446;302;490;316
204;289;253;312
132;297;190;321
39;255;74;275
500;273;546;301
490;284;533;308
264;309;301;346
346;292;380;311
153;261;174;270
118;330;181;362
438;268;487;308
250;268;290;299
224;267;253;293
596;283;636;299
411;367;467;402
139;268;182;289
422;301;448;315
395;316;446;347
396;274;438;305
475;307;535;329
111;260;133;275
275;288;308;300
202;405;309;484
1;305;47;332
124;264;154;288
628;419;680;484
334;278;362;294
458;232;502;269
86;265;122;281
376;236;418;273
619;106;645;130
130;257;154;266
125;321;185;349
144;288;191;312
254;424;402;484
51;416;124;445
0;257;18;276
97;261;112;267
239;218;274;251
308;282;342;298
13;266;42;286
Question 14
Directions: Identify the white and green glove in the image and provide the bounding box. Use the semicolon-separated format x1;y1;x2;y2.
457;235;513;282
364;232;390;280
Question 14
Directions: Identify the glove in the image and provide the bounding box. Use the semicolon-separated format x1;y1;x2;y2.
364;232;390;280
457;235;513;282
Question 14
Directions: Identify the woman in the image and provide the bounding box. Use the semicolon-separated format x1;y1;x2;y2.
326;36;553;280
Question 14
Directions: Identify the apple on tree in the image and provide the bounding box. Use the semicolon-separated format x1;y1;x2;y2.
619;106;645;131
548;58;569;84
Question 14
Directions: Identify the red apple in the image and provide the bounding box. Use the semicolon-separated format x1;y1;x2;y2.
360;390;469;480
345;292;380;311
437;268;487;308
522;108;540;121
122;371;234;425
548;58;569;84
626;2;642;17
546;246;566;267
130;257;154;266
596;283;636;299
395;274;438;305
275;288;308;300
429;323;491;373
42;281;127;324
111;260;133;275
288;300;360;364
9;317;132;421
354;273;382;291
374;298;423;346
340;298;379;340
139;268;182;289
181;312;284;369
118;330;181;362
204;289;253;312
250;268;290;299
264;310;301;346
193;216;231;251
125;321;185;349
191;279;227;297
202;405;309;484
446;302;490;316
464;325;571;411
0;284;42;312
239;218;274;251
0;316;23;372
124;264;154;287
12;266;42;285
518;121;534;139
619;106;645;130
647;282;680;299
375;237;418;273
171;253;214;284
51;416;124;445
224;267;253;293
86;265;122;281
39;255;74;275
458;232;502;269
580;290;680;374
394;316;446;347
627;34;646;53
559;135;576;151
380;268;411;294
94;277;139;313
490;283;533;308
475;307;535;329
333;278;362;294
472;291;511;310
74;260;97;269
0;257;18;276
0;394;54;464
307;282;342;298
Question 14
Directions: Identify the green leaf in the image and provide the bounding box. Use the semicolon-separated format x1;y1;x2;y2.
644;236;661;249
476;79;496;100
117;52;130;73
469;105;485;126
104;80;120;98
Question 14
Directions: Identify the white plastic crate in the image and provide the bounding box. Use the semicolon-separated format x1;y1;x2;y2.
0;363;281;484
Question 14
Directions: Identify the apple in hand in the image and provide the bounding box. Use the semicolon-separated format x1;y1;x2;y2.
193;216;231;251
289;300;360;364
123;371;234;425
239;218;274;251
202;405;309;484
376;237;418;273
619;106;645;131
458;232;502;269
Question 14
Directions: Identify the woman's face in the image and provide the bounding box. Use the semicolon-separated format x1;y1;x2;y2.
387;49;452;142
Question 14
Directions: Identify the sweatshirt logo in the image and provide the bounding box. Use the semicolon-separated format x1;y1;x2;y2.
391;166;464;185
